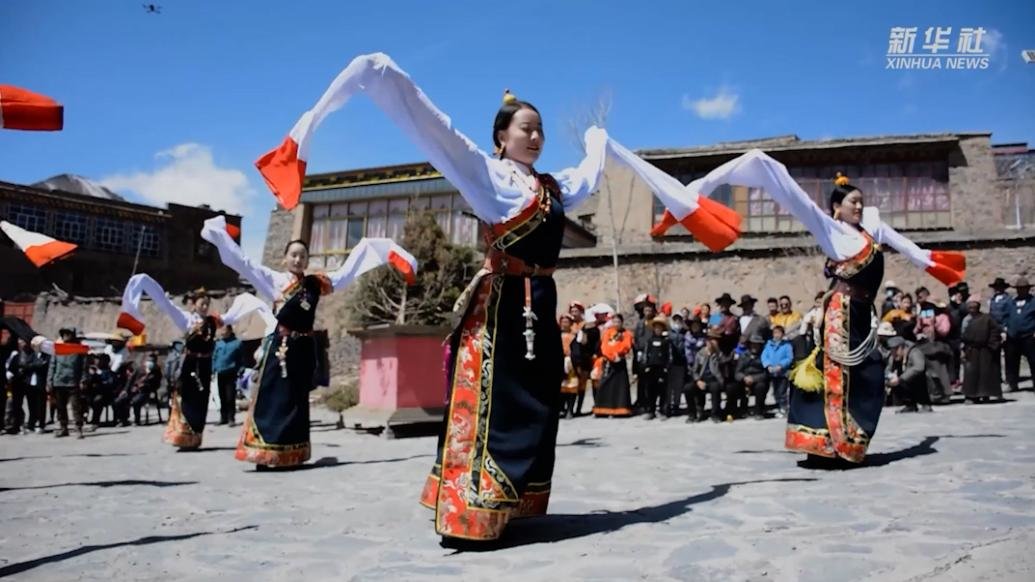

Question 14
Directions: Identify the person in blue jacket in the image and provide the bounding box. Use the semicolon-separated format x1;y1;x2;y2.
988;277;1014;327
1004;277;1035;392
212;325;244;426
762;325;794;417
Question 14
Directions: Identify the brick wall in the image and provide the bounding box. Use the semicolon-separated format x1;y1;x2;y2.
950;135;1004;232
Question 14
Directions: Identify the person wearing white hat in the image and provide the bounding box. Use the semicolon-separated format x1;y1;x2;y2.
876;321;897;361
881;281;901;318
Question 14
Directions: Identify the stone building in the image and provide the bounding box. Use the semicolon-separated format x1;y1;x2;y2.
0;175;246;343
0;175;243;300
263;132;1035;317
261;161;596;271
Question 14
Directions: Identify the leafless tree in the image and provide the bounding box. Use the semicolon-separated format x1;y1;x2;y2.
567;90;636;310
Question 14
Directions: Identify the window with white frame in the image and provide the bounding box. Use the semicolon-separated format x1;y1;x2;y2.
54;211;89;243
652;160;952;235
307;193;479;267
8;203;48;233
127;223;160;257
94;217;125;252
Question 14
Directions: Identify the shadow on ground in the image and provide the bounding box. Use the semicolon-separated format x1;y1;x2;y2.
0;452;139;463
735;433;1005;462
0;479;198;493
450;477;817;552
0;525;258;577
251;454;432;473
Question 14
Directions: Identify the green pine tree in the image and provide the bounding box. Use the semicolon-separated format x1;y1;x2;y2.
350;210;479;327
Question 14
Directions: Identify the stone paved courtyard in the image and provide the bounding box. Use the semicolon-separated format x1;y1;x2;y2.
2;393;1034;581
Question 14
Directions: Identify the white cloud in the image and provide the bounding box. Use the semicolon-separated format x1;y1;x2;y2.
982;28;1008;71
101;143;254;215
983;28;1004;55
682;87;740;120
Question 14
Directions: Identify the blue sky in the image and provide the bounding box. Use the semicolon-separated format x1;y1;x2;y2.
2;0;1033;259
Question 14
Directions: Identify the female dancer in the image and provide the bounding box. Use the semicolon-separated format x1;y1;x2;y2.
253;53;742;544
117;274;274;450
653;149;965;465
201;216;416;468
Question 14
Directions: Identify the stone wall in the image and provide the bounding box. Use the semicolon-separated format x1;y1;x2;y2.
950;135;1004;232
262;207;297;269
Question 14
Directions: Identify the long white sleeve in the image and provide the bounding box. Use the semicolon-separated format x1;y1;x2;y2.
323;237;418;292
682;149;965;284
119;273;192;333
220;292;277;336
689;149;868;261
553;127;609;211
201;216;291;302
553;127;692;215
261;53;742;250
271;53;524;223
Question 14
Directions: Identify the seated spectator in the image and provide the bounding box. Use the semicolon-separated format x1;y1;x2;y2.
689;327;729;423
735;334;769;419
112;361;137;427
116;354;163;426
84;354;116;427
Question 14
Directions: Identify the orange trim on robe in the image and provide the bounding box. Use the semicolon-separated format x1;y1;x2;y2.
600;327;634;361
560;330;580;394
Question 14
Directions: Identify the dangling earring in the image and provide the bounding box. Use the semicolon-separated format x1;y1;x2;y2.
495;144;506;159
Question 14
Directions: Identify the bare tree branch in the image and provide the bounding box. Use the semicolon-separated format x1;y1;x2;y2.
569;90;624;309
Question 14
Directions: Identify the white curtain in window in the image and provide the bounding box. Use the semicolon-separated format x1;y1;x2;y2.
328;219;348;252
310;220;328;254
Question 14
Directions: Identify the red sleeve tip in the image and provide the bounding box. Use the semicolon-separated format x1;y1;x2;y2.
116;312;146;336
255;137;306;210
